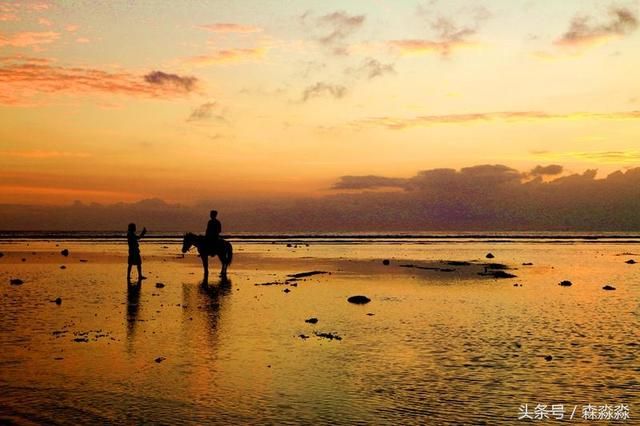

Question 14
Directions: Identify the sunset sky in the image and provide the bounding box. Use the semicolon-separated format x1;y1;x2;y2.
1;0;640;207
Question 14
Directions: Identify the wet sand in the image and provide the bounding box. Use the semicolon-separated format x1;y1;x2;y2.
0;240;638;424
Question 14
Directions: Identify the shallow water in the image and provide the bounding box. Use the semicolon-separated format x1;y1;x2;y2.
0;239;638;424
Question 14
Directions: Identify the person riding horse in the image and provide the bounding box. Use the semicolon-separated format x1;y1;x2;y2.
205;210;222;253
181;210;232;281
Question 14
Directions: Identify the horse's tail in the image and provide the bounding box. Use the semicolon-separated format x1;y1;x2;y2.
226;241;233;266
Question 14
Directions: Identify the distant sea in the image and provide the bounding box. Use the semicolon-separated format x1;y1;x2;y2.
1;231;639;244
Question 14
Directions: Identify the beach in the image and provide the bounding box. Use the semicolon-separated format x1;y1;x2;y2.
0;236;638;424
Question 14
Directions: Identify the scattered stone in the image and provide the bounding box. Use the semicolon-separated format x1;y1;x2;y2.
382;259;390;265
155;282;165;288
602;285;616;291
283;288;291;293
298;334;309;339
544;355;553;361
79;259;88;263
315;331;342;341
522;262;533;266
286;244;292;248
287;271;328;279
447;261;471;266
347;295;371;304
60;265;66;269
625;259;636;264
485;263;508;270
73;337;89;343
54;357;64;361
305;317;318;324
10;278;24;285
60;249;69;257
559;280;573;287
478;270;517;279
366;313;375;316
486;253;495;259
54;297;62;305
155;356;166;363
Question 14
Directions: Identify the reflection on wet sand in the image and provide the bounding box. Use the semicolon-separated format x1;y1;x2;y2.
126;279;142;353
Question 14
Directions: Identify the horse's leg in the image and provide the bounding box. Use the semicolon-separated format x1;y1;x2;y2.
218;254;225;277
201;253;209;283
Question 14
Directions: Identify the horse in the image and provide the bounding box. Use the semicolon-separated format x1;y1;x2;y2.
181;233;233;282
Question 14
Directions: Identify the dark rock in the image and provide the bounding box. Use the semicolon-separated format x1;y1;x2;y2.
155;356;166;363
283;288;291;293
486;263;508;270
315;331;342;341
79;259;88;263
54;297;62;305
60;265;66;269
61;249;69;257
486;253;495;259
298;334;309;339
366;313;375;316
0;252;4;258
305;317;318;324
478;270;517;279
73;337;88;343
522;262;533;266
348;295;371;304
448;261;471;266
10;278;24;285
559;280;572;287
54;357;64;361
544;355;553;361
155;282;165;288
382;259;390;265
625;259;636;264
21;258;26;262
602;285;616;291
287;271;328;279
286;244;292;248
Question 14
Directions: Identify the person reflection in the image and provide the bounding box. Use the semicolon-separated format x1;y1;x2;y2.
126;278;142;350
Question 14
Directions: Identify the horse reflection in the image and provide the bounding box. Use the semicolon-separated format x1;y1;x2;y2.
199;277;232;335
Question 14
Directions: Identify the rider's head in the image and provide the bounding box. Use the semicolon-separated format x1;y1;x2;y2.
128;223;136;233
210;210;218;219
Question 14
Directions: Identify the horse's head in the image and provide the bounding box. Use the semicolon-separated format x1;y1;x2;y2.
182;232;194;253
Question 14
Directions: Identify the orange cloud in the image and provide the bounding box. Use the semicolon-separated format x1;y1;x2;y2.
0;13;18;21
184;47;266;66
0;59;199;105
0;150;91;159
534;150;640;164
352;111;640;130
0;31;59;47
388;39;475;56
197;23;262;33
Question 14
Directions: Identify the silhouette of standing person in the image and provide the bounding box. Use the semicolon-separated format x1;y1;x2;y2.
127;223;147;283
205;210;222;250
